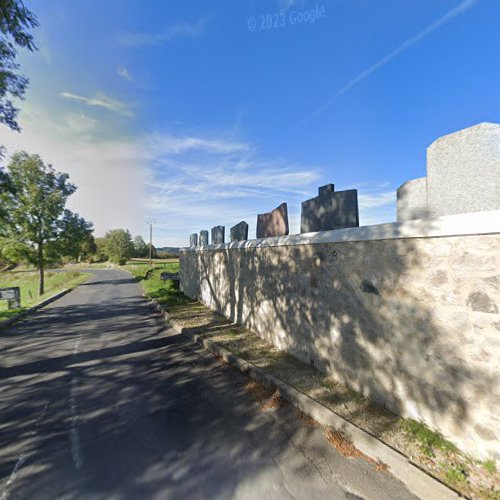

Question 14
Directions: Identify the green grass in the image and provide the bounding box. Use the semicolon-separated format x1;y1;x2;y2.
401;418;458;456
0;269;89;321
483;459;497;474
444;465;468;485
124;263;192;312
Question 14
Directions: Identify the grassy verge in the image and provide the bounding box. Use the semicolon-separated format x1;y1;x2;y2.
133;267;499;500
124;263;193;312
0;269;89;322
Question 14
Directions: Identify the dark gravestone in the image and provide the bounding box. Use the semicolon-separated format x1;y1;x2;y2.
199;230;209;246
189;233;198;247
256;202;289;239
301;184;359;233
211;225;225;244
230;221;249;242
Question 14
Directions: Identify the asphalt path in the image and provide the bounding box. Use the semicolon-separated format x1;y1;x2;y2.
0;269;416;500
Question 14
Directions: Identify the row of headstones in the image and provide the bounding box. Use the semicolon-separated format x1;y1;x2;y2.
189;183;359;246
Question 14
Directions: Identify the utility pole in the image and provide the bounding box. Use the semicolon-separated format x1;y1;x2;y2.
149;221;153;267
147;220;154;267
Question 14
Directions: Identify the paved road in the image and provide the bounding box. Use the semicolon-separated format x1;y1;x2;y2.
0;270;416;500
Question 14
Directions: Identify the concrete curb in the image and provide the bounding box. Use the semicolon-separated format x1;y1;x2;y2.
0;288;72;331
149;297;462;500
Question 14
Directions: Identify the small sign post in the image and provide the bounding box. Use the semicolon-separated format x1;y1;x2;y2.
0;287;21;309
160;273;180;290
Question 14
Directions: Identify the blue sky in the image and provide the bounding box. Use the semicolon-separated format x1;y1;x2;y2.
1;0;499;246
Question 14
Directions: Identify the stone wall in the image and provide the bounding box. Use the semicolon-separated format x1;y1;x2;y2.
180;212;500;461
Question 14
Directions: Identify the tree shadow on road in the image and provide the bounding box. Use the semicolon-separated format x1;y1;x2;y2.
0;295;410;500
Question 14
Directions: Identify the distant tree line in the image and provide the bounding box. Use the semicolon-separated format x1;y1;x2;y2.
94;231;157;266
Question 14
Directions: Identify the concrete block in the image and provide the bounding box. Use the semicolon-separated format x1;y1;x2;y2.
301;185;359;233
211;225;225;245
397;123;500;221
397;177;428;222
199;230;209;246
230;221;249;242
427;123;500;217
189;233;198;247
256;203;289;238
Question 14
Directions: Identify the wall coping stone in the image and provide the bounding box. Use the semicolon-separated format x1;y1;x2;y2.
181;209;500;252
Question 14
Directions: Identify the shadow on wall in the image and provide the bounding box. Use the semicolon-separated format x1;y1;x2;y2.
181;217;500;460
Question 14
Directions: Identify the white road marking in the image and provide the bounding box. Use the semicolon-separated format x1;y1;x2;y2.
0;453;29;500
0;403;48;500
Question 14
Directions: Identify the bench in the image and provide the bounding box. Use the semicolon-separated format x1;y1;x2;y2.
160;273;180;290
0;287;21;309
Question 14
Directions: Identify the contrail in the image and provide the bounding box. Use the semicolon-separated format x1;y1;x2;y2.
305;0;480;121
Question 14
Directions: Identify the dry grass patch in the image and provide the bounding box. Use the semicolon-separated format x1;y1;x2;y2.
244;380;287;411
261;390;288;411
325;428;367;459
325;428;389;474
296;409;319;427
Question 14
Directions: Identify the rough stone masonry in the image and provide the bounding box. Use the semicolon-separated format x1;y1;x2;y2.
180;228;500;462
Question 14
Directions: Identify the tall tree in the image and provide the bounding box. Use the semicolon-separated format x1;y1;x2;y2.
104;229;133;265
55;209;94;261
1;151;90;295
80;234;97;262
132;235;148;258
0;0;38;131
94;237;108;262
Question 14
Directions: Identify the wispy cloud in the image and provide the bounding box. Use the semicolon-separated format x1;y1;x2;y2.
279;0;296;11
137;131;400;245
118;19;206;47
141;132;324;244
2;101;145;237
307;0;480;120
60;91;134;116
116;66;133;81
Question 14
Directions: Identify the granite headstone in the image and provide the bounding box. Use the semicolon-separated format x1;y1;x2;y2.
256;202;289;238
211;225;225;244
230;221;249;242
300;184;359;233
199;230;209;246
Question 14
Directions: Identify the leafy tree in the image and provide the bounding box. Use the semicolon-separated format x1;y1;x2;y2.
132;235;148;258
0;147;13;228
1;151;91;295
104;229;133;265
94;237;108;261
0;0;39;131
80;234;97;262
55;209;94;261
